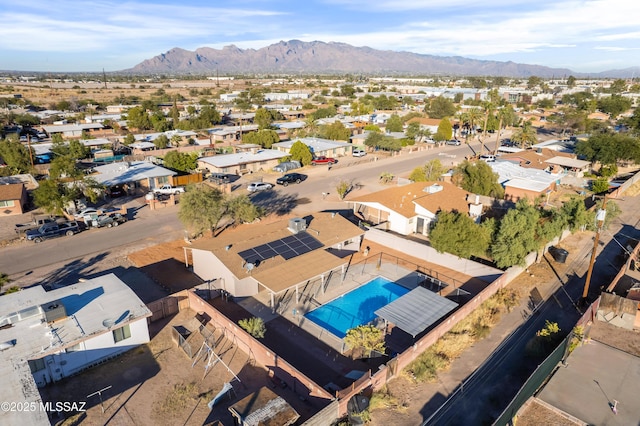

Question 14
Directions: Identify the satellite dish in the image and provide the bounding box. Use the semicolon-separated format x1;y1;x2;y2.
102;319;115;328
245;263;254;274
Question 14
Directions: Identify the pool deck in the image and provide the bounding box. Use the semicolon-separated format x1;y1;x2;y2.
237;238;488;353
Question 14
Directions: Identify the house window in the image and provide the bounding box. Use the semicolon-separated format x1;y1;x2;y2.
157;176;169;185
0;200;15;208
28;358;45;373
112;324;131;343
65;343;82;353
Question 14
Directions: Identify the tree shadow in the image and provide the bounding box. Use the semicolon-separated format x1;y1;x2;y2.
250;192;300;216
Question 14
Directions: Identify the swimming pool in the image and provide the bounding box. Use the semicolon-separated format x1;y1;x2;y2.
304;276;410;338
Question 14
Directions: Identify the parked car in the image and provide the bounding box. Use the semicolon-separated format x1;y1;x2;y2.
446;139;461;146
352;149;367;157
311;156;337;165
209;173;232;184
90;213;128;228
106;185;126;198
479;154;496;162
73;207;100;219
15;216;58;234
153;184;185;195
276;173;307;186
247;182;273;192
26;221;80;243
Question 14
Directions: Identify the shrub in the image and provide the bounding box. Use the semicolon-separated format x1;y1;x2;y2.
238;317;266;339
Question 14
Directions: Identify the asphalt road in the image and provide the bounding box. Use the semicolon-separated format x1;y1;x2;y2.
1;141;482;278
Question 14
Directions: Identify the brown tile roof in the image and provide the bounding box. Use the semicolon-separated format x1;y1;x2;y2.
188;212;364;294
0;183;24;201
349;181;471;217
406;117;442;127
499;148;573;170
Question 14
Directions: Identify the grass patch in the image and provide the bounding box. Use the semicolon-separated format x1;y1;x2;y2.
406;288;518;383
369;385;403;412
155;382;198;416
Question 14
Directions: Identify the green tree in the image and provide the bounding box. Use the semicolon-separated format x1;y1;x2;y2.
491;200;540;268
123;133;135;145
243;129;280;148
426;96;457;119
527;76;542;90
454;160;504;198
163;151;199;172
607;79;627;94
336;180;351;200
125;106;153;131
597;95;632;118
385;114;403;132
33;179;67;214
567;75;577;88
226;194;263;226
288;140;313;166
559;197;592;231
319;121;351;141
511;121;538;148
409;159;445;182
433;117;453;141
576;132;640;165
344;325;385;358
153;134;169;149
238;317;266;339
178;185;227;236
591;178;610;193
0;272;11;293
429;211;492;258
254;107;274;130
0;139;32;173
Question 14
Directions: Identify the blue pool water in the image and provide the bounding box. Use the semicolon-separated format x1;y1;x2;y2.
304;276;410;338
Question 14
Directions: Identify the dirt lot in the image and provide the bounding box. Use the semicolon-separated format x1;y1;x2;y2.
40;309;315;426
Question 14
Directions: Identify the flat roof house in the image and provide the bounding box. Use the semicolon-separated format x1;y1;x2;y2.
90;160;177;192
197;149;288;175
186;213;365;309
272;137;353;157
0;274;151;426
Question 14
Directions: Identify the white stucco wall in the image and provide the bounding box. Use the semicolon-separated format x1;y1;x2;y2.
32;318;150;387
191;249;259;297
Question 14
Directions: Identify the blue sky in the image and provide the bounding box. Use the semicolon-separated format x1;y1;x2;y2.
1;0;638;73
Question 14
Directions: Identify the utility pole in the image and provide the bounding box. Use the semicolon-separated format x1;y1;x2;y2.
26;134;34;168
582;196;608;305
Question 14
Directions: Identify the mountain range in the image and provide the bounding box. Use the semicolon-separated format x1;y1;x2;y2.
125;40;639;78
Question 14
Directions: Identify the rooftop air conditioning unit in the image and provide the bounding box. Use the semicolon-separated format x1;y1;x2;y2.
423;184;444;194
288;218;307;234
41;300;67;323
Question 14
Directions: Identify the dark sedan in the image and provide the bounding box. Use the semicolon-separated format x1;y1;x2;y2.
276;173;307;186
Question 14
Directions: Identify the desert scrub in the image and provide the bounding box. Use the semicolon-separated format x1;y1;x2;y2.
405;288;516;382
369;385;403;411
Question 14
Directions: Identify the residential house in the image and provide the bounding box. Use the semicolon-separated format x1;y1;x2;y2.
272;137;353;158
90;160;177;193
197;149;288;175
489;161;563;202
42;123;104;138
0;183;28;215
0;274;152;426
185;213;364;308
348;181;474;236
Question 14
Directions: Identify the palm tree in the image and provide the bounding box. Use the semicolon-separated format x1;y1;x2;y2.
480;102;495;155
511;120;538;148
461;108;483;145
493;108;508;154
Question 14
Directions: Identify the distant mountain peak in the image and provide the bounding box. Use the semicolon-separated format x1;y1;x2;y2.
124;40;634;78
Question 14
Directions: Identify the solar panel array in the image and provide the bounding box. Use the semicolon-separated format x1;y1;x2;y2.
238;231;324;263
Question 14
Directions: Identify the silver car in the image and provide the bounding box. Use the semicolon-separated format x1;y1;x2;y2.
247;182;273;192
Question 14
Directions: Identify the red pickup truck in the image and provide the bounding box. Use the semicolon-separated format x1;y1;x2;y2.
311;156;337;166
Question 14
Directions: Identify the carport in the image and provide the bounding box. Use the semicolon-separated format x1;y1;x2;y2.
375;287;458;337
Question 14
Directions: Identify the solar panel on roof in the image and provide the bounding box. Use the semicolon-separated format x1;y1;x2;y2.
237;231;324;263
